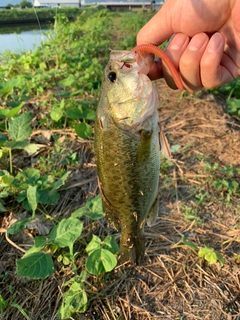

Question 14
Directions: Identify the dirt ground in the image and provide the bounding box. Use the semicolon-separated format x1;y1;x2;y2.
0;81;240;320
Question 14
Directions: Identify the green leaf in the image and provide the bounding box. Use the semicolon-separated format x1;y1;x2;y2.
24;236;46;257
0;170;10;177
27;185;38;215
71;207;87;219
74;122;92;139
198;247;224;266
7;217;33;235
0;294;8;308
50;107;63;122
0;133;8;144
58;280;88;318
15;168;41;186
59;99;65;109
79;270;87;283
66;106;83;119
198;247;216;264
23;143;39;154
17;252;54;279
182;236;198;251
58;90;72;98
37;189;60;205
100;249;117;272
62;255;71;265
86;249;104;275
86;248;117;275
5;103;24;119
8;99;29;107
4;140;38;154
4;140;29;150
70;89;84;97
63;272;87;288
49;218;83;249
0;173;14;187
59;74;76;88
0;109;9;119
67;107;96;120
215;252;225;267
0;83;13;96
8;112;32;141
53;171;71;190
91;194;104;219
0;201;6;212
103;236;119;254
71;194;103;220
85;235;101;255
81;108;96;120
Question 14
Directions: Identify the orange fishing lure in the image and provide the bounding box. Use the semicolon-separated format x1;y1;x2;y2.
132;43;184;91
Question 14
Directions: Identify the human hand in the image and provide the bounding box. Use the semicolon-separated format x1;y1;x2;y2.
137;0;240;91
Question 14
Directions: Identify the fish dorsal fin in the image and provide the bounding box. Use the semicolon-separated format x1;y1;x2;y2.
159;125;171;160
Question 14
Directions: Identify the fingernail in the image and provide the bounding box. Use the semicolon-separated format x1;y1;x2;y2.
188;34;207;51
207;33;223;53
169;34;188;50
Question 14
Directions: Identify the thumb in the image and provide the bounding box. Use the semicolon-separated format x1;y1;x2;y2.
137;2;174;46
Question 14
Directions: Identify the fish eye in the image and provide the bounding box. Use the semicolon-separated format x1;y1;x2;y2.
107;71;117;83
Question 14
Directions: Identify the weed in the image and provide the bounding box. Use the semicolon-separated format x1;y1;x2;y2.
7;195;118;319
0;294;8;311
226;98;240;116
204;162;240;203
182;204;202;225
209;78;240;118
0;111;38;174
172;236;224;266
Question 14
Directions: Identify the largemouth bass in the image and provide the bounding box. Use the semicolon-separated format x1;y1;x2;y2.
95;46;182;265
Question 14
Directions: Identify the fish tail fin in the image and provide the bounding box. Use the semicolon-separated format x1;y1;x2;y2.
119;231;145;265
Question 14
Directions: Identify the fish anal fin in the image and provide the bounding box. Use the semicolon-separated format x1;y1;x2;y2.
146;196;159;227
159;124;171;160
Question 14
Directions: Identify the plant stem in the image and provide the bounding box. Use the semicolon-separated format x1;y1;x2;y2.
8;148;13;174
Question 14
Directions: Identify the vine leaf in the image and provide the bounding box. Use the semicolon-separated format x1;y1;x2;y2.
17;252;54;279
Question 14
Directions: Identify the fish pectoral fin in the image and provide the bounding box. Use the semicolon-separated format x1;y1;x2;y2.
137;127;153;162
146;196;159;227
138;127;153;138
159;124;171;160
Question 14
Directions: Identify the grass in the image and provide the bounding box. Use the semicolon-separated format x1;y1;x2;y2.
0;7;240;320
0;7;81;23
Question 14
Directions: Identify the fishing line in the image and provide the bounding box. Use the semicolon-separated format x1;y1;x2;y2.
30;0;44;41
29;1;62;100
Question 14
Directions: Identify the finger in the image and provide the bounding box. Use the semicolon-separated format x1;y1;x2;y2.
177;33;209;91
146;59;163;80
201;33;238;88
146;33;190;82
161;33;190;89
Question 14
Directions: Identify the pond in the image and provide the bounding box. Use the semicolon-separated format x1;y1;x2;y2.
0;24;52;54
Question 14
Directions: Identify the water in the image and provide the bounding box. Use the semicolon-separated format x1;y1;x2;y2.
0;25;51;54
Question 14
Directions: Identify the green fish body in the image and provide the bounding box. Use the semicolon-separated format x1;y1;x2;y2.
95;50;167;264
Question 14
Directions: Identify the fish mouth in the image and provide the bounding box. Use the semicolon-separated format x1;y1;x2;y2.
109;50;154;75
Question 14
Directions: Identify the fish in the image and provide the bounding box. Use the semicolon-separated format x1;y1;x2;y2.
94;45;183;265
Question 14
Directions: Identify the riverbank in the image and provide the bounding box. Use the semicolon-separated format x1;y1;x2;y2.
0;7;84;25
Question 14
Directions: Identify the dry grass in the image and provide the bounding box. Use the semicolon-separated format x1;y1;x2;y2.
0;81;240;320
